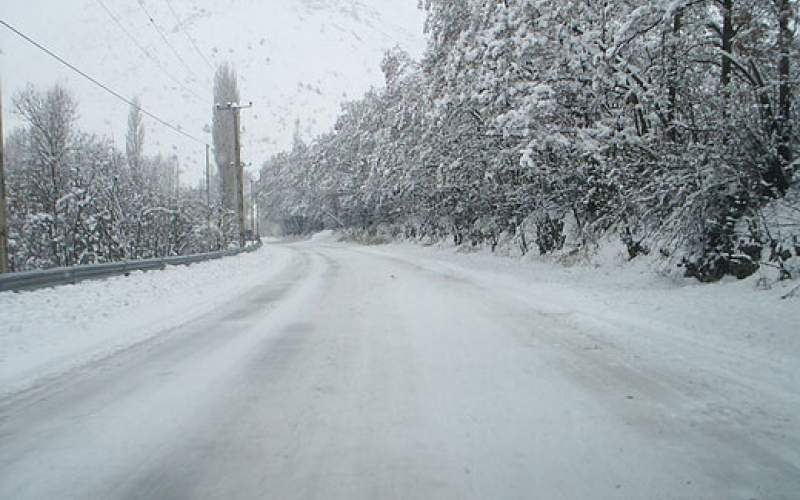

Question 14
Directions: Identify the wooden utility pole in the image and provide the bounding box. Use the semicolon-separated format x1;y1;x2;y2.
216;101;252;247
233;109;243;245
205;143;211;225
250;178;256;237
175;157;180;199
0;81;8;273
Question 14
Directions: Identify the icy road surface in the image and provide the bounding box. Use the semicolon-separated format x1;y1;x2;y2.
0;238;798;499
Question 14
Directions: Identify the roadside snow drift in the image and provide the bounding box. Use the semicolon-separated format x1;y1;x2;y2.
0;244;289;395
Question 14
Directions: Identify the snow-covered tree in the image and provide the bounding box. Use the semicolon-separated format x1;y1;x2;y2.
126;97;145;177
212;62;240;213
4;83;224;271
255;0;799;281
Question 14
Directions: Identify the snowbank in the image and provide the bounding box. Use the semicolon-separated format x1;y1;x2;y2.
359;237;799;349
0;245;291;396
309;229;340;243
349;237;800;435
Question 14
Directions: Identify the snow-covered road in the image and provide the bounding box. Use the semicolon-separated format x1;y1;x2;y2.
0;238;798;499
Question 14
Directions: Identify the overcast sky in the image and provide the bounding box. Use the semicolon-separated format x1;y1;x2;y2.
1;0;426;183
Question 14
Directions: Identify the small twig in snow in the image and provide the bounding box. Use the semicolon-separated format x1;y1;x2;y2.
781;283;800;300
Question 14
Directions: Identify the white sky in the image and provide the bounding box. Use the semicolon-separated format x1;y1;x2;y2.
0;0;426;184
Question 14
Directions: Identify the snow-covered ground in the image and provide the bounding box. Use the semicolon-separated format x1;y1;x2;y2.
358;235;800;380
0;235;798;499
354;237;800;450
0;244;293;396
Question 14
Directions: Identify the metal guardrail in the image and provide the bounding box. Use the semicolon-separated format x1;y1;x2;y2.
0;240;263;293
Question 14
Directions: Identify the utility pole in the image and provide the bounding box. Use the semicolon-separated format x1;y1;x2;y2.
250;178;256;238
215;101;252;247
205;143;211;226
171;156;180;256
255;183;260;238
0;81;8;273
175;158;180;200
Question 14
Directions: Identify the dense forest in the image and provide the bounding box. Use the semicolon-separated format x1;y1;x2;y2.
258;0;799;282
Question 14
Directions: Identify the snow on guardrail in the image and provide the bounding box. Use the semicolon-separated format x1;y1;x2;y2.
0;240;263;293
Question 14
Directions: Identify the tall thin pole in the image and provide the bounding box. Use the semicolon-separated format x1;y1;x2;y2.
175;158;180;199
205;143;211;225
233;109;245;246
172;157;180;256
0;81;8;273
250;178;256;236
216;101;251;248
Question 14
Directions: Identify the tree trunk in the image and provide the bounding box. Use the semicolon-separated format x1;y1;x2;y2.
776;0;793;188
0;85;8;273
720;0;734;88
667;9;683;142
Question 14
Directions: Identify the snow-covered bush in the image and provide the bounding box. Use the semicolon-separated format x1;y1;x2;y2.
254;0;798;283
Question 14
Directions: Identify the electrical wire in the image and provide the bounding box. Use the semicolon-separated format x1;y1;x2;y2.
0;18;208;146
164;0;216;72
94;0;206;104
136;0;207;87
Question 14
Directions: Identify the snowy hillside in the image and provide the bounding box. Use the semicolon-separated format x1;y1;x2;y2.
0;0;425;182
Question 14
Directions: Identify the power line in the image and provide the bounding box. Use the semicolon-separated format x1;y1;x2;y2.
0;19;208;146
164;0;215;72
94;0;206;104
136;0;207;87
